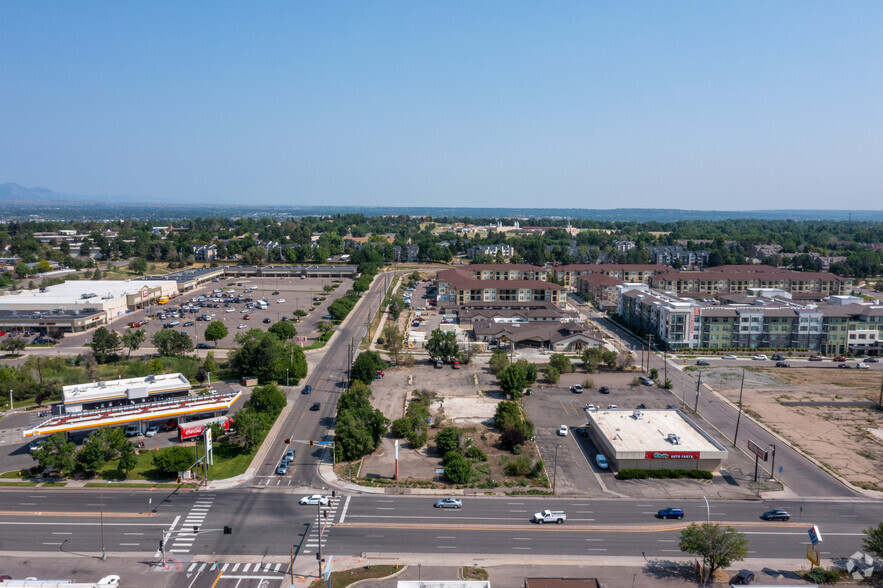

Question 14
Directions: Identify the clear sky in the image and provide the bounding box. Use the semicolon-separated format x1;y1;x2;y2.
2;2;882;209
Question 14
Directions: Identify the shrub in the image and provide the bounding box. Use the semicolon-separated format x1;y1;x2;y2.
617;468;712;480
803;568;841;584
504;455;532;476
443;451;473;484
465;446;487;461
512;443;523;455
436;427;461;455
531;459;545;479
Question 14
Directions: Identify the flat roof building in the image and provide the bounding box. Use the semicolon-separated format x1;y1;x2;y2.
62;373;192;413
587;409;728;472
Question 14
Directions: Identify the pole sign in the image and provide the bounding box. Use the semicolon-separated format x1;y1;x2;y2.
747;439;769;461
806;544;820;566
808;526;822;545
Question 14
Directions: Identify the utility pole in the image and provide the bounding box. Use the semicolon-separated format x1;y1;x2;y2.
646;334;653;372
693;372;702;415
733;369;745;447
553;443;560;494
663;347;667;383
770;444;777;480
879;373;883;408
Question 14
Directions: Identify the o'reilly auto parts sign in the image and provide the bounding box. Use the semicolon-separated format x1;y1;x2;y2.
645;451;700;459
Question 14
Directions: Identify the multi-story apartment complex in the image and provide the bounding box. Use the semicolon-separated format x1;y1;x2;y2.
616;286;881;355
648;265;852;297
646;245;711;267
436;267;565;307
459;263;550;281
575;273;624;309
468;244;514;259
554;264;669;289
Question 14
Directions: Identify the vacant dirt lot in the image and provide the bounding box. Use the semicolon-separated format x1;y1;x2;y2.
696;367;883;490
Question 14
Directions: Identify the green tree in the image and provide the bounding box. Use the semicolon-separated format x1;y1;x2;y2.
435;427;461;455
679;523;749;583
203;321;229;347
268;321;297;341
582;347;603;372
118;442;137;478
32;432;77;476
151;329;193;357
90;327;122;363
335;382;389;461
443;451;473;484
498;364;527;399
203;351;219;375
129;257;148;274
229;329;306;384
863;522;883;559
351;351;386;385
425;330;459;364
152;445;196;475
545;366;560;384
77;434;110;475
121;328;146;358
229;407;266;450
516;359;538;386
602;350;618;369
488;349;510;375
247;383;287;416
0;337;26;356
548;353;573;374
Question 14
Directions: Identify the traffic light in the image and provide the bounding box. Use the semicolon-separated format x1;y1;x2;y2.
309;440;314;446
223;526;232;535
284;438;290;444
159;539;164;550
332;490;336;498
193;526;198;534
323;510;328;519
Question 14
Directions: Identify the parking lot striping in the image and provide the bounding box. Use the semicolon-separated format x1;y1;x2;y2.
559;401;571;415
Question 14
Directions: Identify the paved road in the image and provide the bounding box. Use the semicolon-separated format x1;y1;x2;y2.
589;313;861;498
253;271;395;488
0;489;877;562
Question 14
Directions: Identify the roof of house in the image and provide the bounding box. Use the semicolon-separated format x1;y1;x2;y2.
557;264;669;273
575;274;624;286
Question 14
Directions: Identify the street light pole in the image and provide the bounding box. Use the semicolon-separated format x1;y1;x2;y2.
733;369;745;447
553;443;560;494
100;481;108;559
8;390;12;410
702;495;710;522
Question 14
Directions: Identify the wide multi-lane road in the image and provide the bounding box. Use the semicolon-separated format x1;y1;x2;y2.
0;490;877;562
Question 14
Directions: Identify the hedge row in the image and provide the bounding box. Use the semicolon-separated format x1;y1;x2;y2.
617;468;713;480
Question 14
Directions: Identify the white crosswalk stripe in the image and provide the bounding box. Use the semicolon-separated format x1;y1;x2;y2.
170;495;215;553
183;560;289;576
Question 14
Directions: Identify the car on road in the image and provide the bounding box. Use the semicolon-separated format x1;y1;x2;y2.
595;454;609;469
285;448;295;460
775;361;790;368
272;291;279;295
856;362;870;369
636;403;646;409
275;461;289;475
434;497;462;509
657;507;684;519
761;509;790;521
599;386;610;394
557;425;568;436
809;355;823;361
770;354;785;361
196;343;211;349
867;357;880;363
299;495;330;505
310;402;321;411
839;364;852;369
238;324;247;329
696;360;710;366
721;354;738;360
571;384;583;394
833;356;847;362
639;376;653;386
145;425;159;437
752;354;768;361
302;385;312;394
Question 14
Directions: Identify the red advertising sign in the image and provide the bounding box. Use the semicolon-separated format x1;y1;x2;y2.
141;287;149;298
645;451;700;460
747;439;769;461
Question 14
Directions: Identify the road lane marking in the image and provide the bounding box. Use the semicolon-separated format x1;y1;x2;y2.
513;547;532;550
509;510;527;513
339;496;351;523
585;539;603;541
507;502;524;505
124;532;144;536
437;546;456;549
232;564;240;572
119;543;140;546
437;536;456;539
52;532;72;535
42;542;63;545
587;548;607;551
513;538;531;540
169;515;180;531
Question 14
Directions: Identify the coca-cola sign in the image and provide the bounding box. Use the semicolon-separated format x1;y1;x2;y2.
645;451;700;460
182;425;205;438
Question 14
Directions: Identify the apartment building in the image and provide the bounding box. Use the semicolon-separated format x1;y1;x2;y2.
617;287;700;349
575;273;623;309
554;264;669;289
646;245;711;267
468;243;514;259
648;266;852;297
436;267;565;307
460;263;550;281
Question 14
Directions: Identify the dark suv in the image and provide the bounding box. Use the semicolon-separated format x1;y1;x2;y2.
657;507;684;520
761;509;790;521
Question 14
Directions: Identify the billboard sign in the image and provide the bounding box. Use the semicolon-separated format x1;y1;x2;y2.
747;439;769;461
645;451;700;460
806;544;820;566
808;526;822;545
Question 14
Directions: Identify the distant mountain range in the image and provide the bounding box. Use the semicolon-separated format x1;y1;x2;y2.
2;181;883;222
0;182;167;205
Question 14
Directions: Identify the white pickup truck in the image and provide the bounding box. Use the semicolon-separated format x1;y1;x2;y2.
532;509;566;524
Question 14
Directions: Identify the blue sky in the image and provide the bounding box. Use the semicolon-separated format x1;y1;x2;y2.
2;2;881;209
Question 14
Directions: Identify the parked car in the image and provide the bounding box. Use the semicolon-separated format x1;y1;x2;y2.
183;321;194;327
607;404;618;409
299;494;330;505
770;354;785;361
124;425;141;437
599;386;610;394
732;569;755;585
657;507;684;519
639;376;653;386
238;324;247;329
775;361;790;368
196;343;211;349
761;509;791;521
866;357;880;363
276;299;285;303
696;360;710;366
557;425;568;436
145;425;159;437
571;384;583;394
721;354;738;360
595;454;609;469
434;497;462;509
752;354;768;361
263;318;272;323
